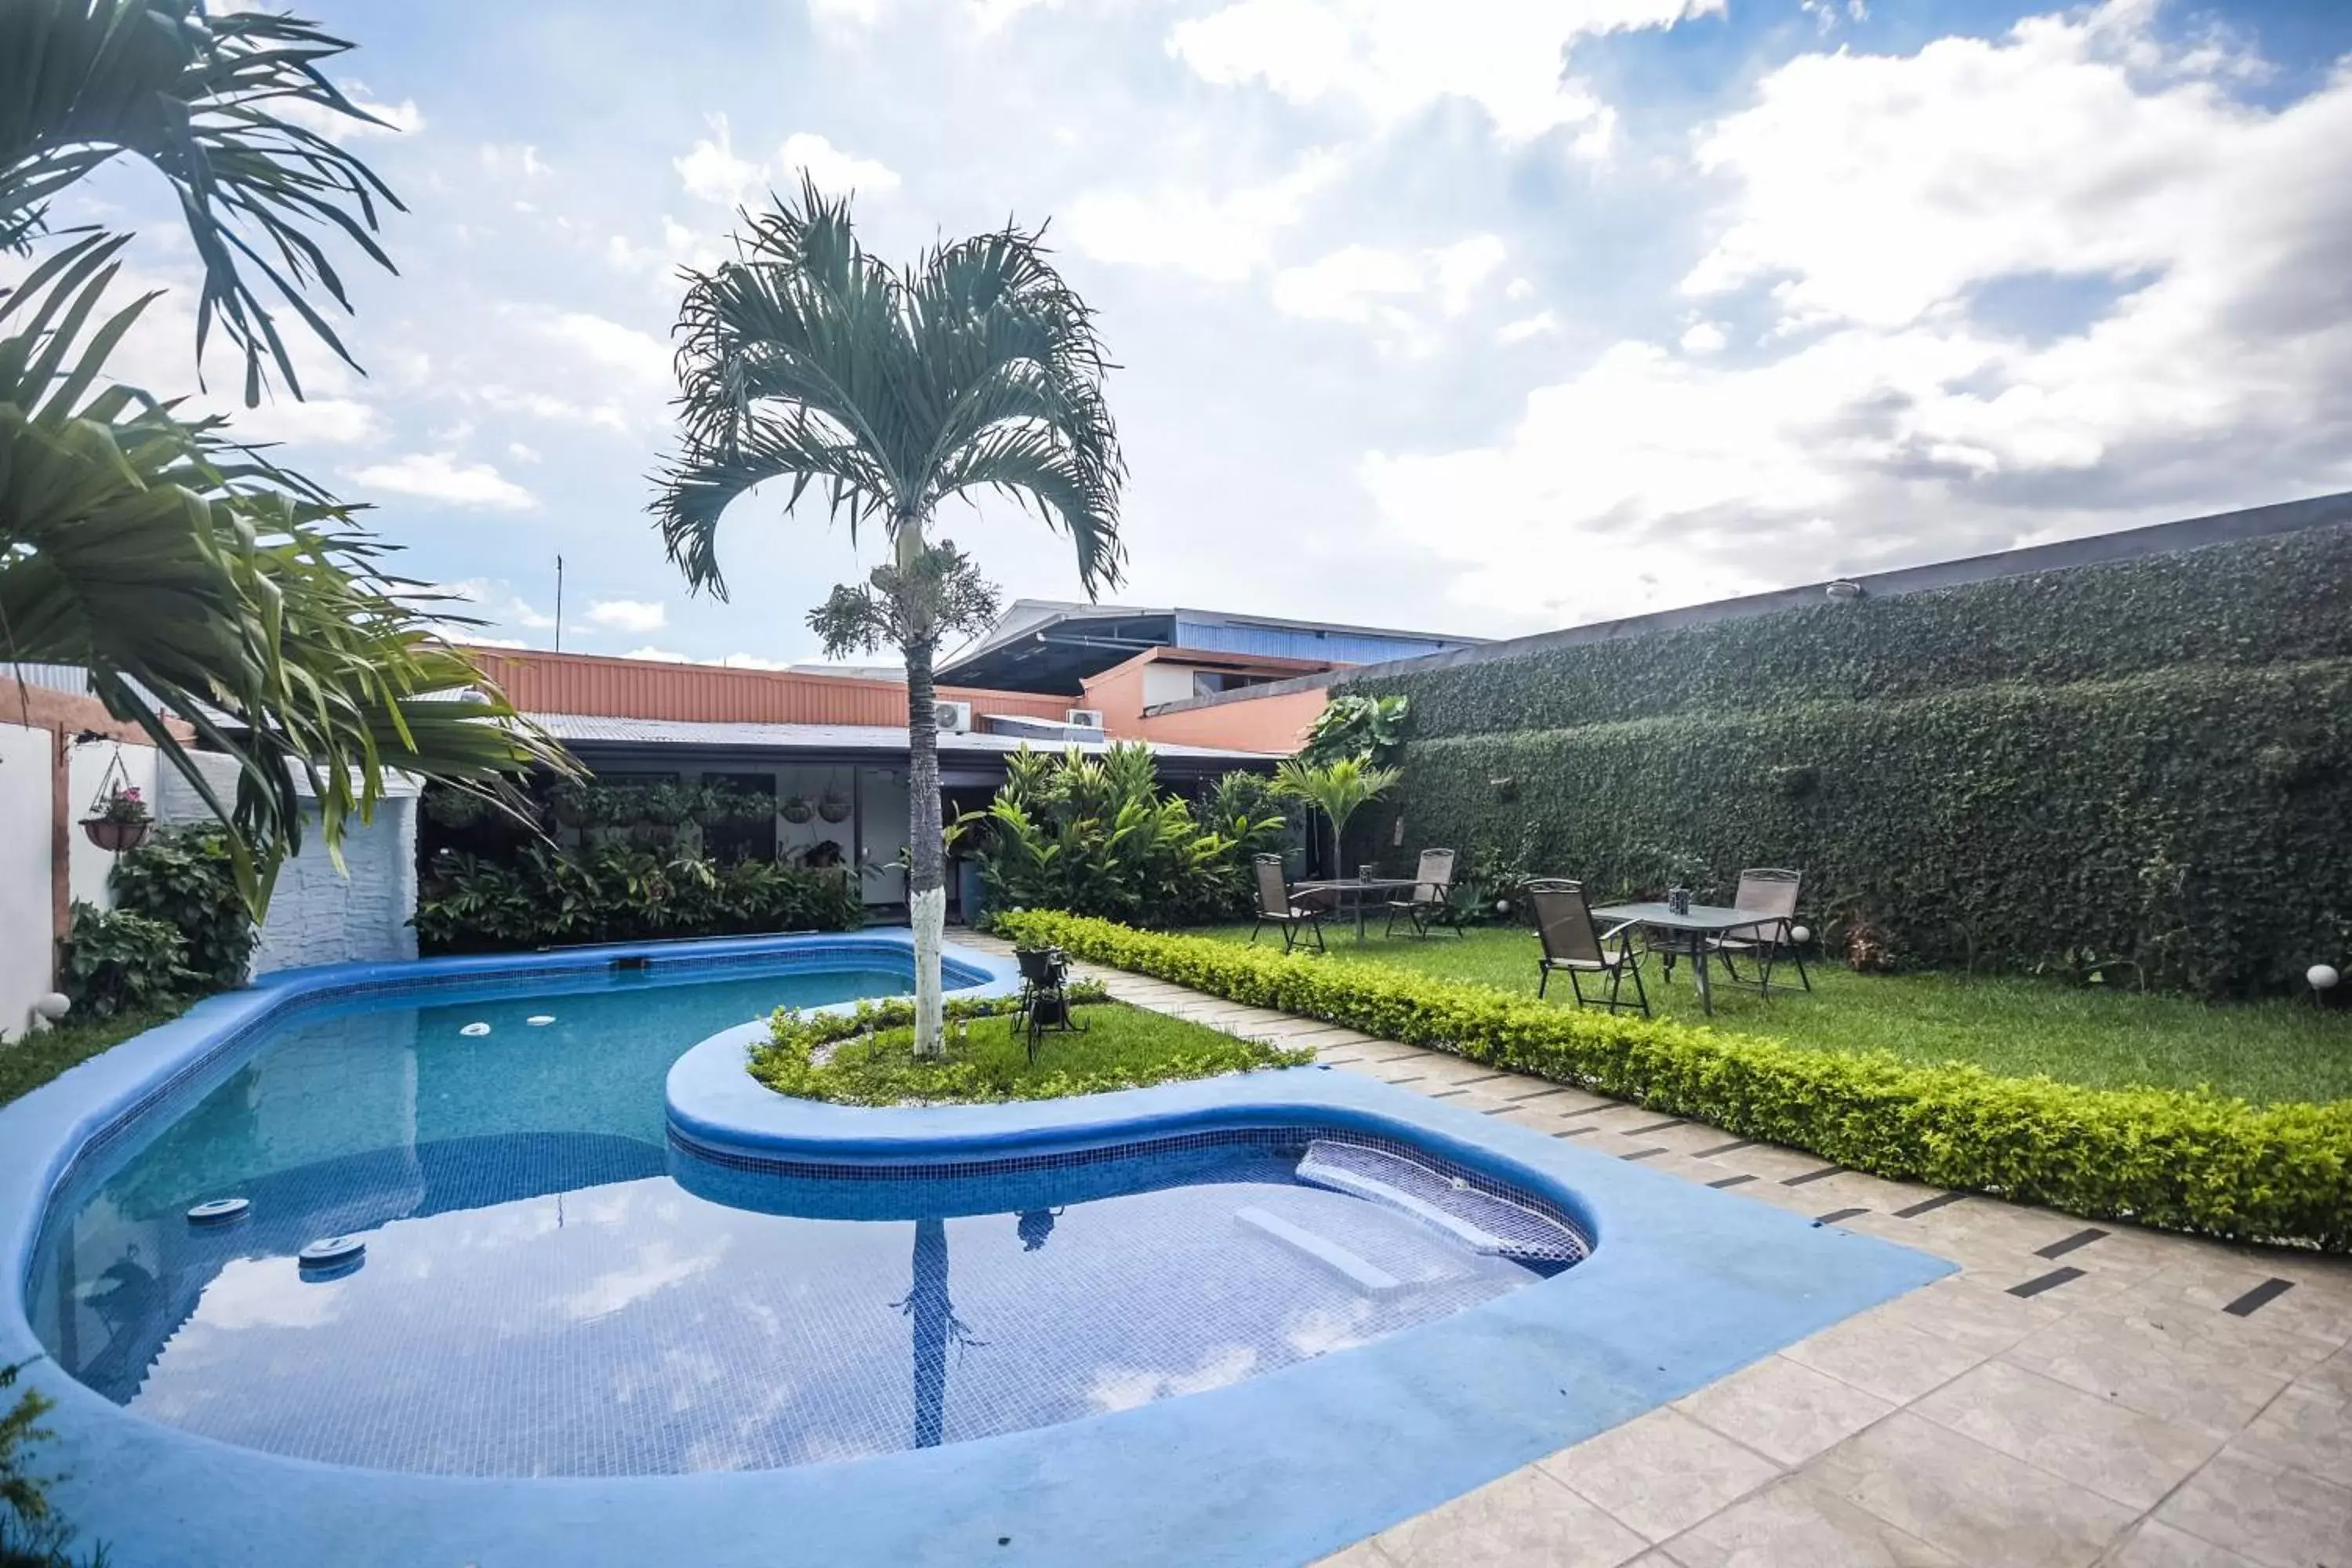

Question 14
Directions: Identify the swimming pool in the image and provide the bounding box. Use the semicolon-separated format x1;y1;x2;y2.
0;932;1950;1567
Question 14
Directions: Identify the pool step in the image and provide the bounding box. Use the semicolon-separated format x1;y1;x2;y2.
1234;1206;1402;1294
1294;1141;1587;1264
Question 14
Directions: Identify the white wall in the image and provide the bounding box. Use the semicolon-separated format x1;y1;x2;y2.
0;724;54;1042
156;752;420;976
66;739;158;913
857;765;909;906
1142;662;1200;710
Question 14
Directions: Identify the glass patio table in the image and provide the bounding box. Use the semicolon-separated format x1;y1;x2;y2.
1587;901;1786;1016
1291;877;1425;942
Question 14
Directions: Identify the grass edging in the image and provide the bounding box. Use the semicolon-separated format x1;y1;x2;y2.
995;910;2352;1251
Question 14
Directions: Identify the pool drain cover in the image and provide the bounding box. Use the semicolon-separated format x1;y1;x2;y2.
1296;1141;1588;1265
299;1236;366;1269
187;1197;249;1225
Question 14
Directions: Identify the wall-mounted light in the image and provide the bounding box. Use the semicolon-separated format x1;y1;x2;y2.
1825;579;1865;602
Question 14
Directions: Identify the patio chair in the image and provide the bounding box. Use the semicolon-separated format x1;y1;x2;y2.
1708;867;1810;996
1014;944;1086;1060
1528;878;1649;1015
1385;848;1466;939
1248;854;1327;954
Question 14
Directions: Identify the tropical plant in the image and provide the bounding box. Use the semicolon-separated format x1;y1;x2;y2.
107;823;254;990
412;841;863;954
969;746;1279;927
650;180;1124;1056
1300;693;1410;768
1;3;568;909
59;902;191;1017
1274;756;1401;879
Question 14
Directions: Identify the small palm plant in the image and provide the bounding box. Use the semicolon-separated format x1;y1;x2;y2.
652;180;1125;1057
1275;757;1402;881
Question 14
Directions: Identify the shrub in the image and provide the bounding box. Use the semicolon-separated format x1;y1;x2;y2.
60;905;192;1018
106;826;255;992
993;910;2352;1251
412;842;862;953
970;745;1283;927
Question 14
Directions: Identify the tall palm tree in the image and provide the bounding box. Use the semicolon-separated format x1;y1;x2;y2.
652;181;1125;1056
1;1;565;904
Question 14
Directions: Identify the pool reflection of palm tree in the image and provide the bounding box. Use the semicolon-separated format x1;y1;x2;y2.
893;1218;985;1449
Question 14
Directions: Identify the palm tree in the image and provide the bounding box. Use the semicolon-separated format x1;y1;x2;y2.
652;181;1125;1056
1275;757;1402;881
1;1;565;904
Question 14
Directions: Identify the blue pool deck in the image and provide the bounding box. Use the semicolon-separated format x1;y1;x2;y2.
0;933;1953;1567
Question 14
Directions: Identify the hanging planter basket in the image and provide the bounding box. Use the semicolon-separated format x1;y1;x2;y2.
779;795;815;825
81;815;151;852
816;789;851;825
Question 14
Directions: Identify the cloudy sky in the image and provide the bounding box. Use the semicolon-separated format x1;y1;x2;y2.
64;0;2352;663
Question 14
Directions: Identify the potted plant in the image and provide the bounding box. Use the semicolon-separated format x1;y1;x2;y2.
780;794;815;825
82;783;152;851
816;787;851;824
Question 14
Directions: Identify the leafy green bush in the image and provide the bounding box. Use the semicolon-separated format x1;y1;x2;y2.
106;826;255;992
970;745;1283;927
750;987;1309;1105
60;905;192;1018
1301;693;1410;766
412;842;862;953
994;910;2352;1251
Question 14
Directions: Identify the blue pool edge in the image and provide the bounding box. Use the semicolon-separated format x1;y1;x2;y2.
0;933;1955;1568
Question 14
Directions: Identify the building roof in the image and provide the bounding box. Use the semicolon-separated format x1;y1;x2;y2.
937;600;1487;694
528;712;1279;768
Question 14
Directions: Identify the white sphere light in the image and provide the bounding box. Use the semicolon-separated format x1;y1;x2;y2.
2310;964;2341;993
1790;926;1812;946
1495;899;1511;915
33;992;71;1021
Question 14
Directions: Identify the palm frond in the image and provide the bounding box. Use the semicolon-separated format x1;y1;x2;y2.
0;0;405;402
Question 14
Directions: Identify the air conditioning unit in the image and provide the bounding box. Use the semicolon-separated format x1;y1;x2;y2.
933;699;974;733
1065;709;1105;730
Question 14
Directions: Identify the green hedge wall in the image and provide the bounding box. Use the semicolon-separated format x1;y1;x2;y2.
1381;659;2352;995
996;911;2352;1251
1354;524;2352;737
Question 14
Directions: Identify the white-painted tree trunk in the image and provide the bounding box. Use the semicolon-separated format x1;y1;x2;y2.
911;883;946;1051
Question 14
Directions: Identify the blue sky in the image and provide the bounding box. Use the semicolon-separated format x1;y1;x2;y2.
67;0;2352;664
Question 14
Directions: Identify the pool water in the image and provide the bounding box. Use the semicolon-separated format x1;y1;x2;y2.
28;965;1559;1476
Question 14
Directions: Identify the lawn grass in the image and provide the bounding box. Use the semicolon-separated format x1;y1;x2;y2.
751;999;1312;1105
1189;923;2352;1104
0;1004;186;1110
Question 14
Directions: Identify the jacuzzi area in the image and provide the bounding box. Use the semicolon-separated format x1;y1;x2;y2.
0;931;1951;1566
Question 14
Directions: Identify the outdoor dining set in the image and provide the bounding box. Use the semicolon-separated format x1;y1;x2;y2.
1249;851;1810;1018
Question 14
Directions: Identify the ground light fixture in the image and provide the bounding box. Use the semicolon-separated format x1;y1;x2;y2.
2310;964;2341;1003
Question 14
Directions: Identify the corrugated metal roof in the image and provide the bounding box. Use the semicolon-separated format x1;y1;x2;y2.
527;712;1278;761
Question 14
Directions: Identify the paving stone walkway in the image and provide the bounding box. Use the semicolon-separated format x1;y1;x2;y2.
963;933;2352;1567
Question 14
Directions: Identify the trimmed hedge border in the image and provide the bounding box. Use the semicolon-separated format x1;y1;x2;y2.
994;909;2352;1251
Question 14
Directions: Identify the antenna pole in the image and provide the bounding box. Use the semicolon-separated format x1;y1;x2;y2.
554;555;564;653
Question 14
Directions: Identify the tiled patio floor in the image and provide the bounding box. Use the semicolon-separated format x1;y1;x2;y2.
963;935;2352;1567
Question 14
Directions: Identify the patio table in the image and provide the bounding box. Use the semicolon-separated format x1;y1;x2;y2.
1291;877;1425;942
1588;901;1788;1016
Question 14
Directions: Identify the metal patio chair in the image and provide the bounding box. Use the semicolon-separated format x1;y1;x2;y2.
1385;848;1467;939
1708;867;1810;996
1528;877;1649;1015
1248;853;1328;954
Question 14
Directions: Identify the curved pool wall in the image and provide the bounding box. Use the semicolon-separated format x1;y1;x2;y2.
1;935;1952;1568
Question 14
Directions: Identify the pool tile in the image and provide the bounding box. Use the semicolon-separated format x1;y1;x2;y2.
2152;1446;2352;1568
1537;1407;1780;1543
1659;1475;1960;1567
1675;1355;1896;1466
1372;1465;1651;1568
1806;1412;2137;1567
1907;1359;2225;1510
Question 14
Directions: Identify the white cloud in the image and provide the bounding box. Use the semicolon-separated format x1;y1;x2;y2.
587;599;669;633
472;384;633;434
718;652;795;670
1679;320;1726;354
606;216;726;281
535;311;671;386
806;0;885;32
779;132;900;196
1271;233;1508;347
1167;0;1721;146
1498;310;1559;343
239;395;379;446
676;114;767;205
275;82;424;143
1064;151;1345;282
1363;2;2352;624
348;452;536;510
480;143;551;179
508;441;542;463
623;645;695;663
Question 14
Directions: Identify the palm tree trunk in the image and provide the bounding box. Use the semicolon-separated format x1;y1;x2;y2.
901;532;947;1059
